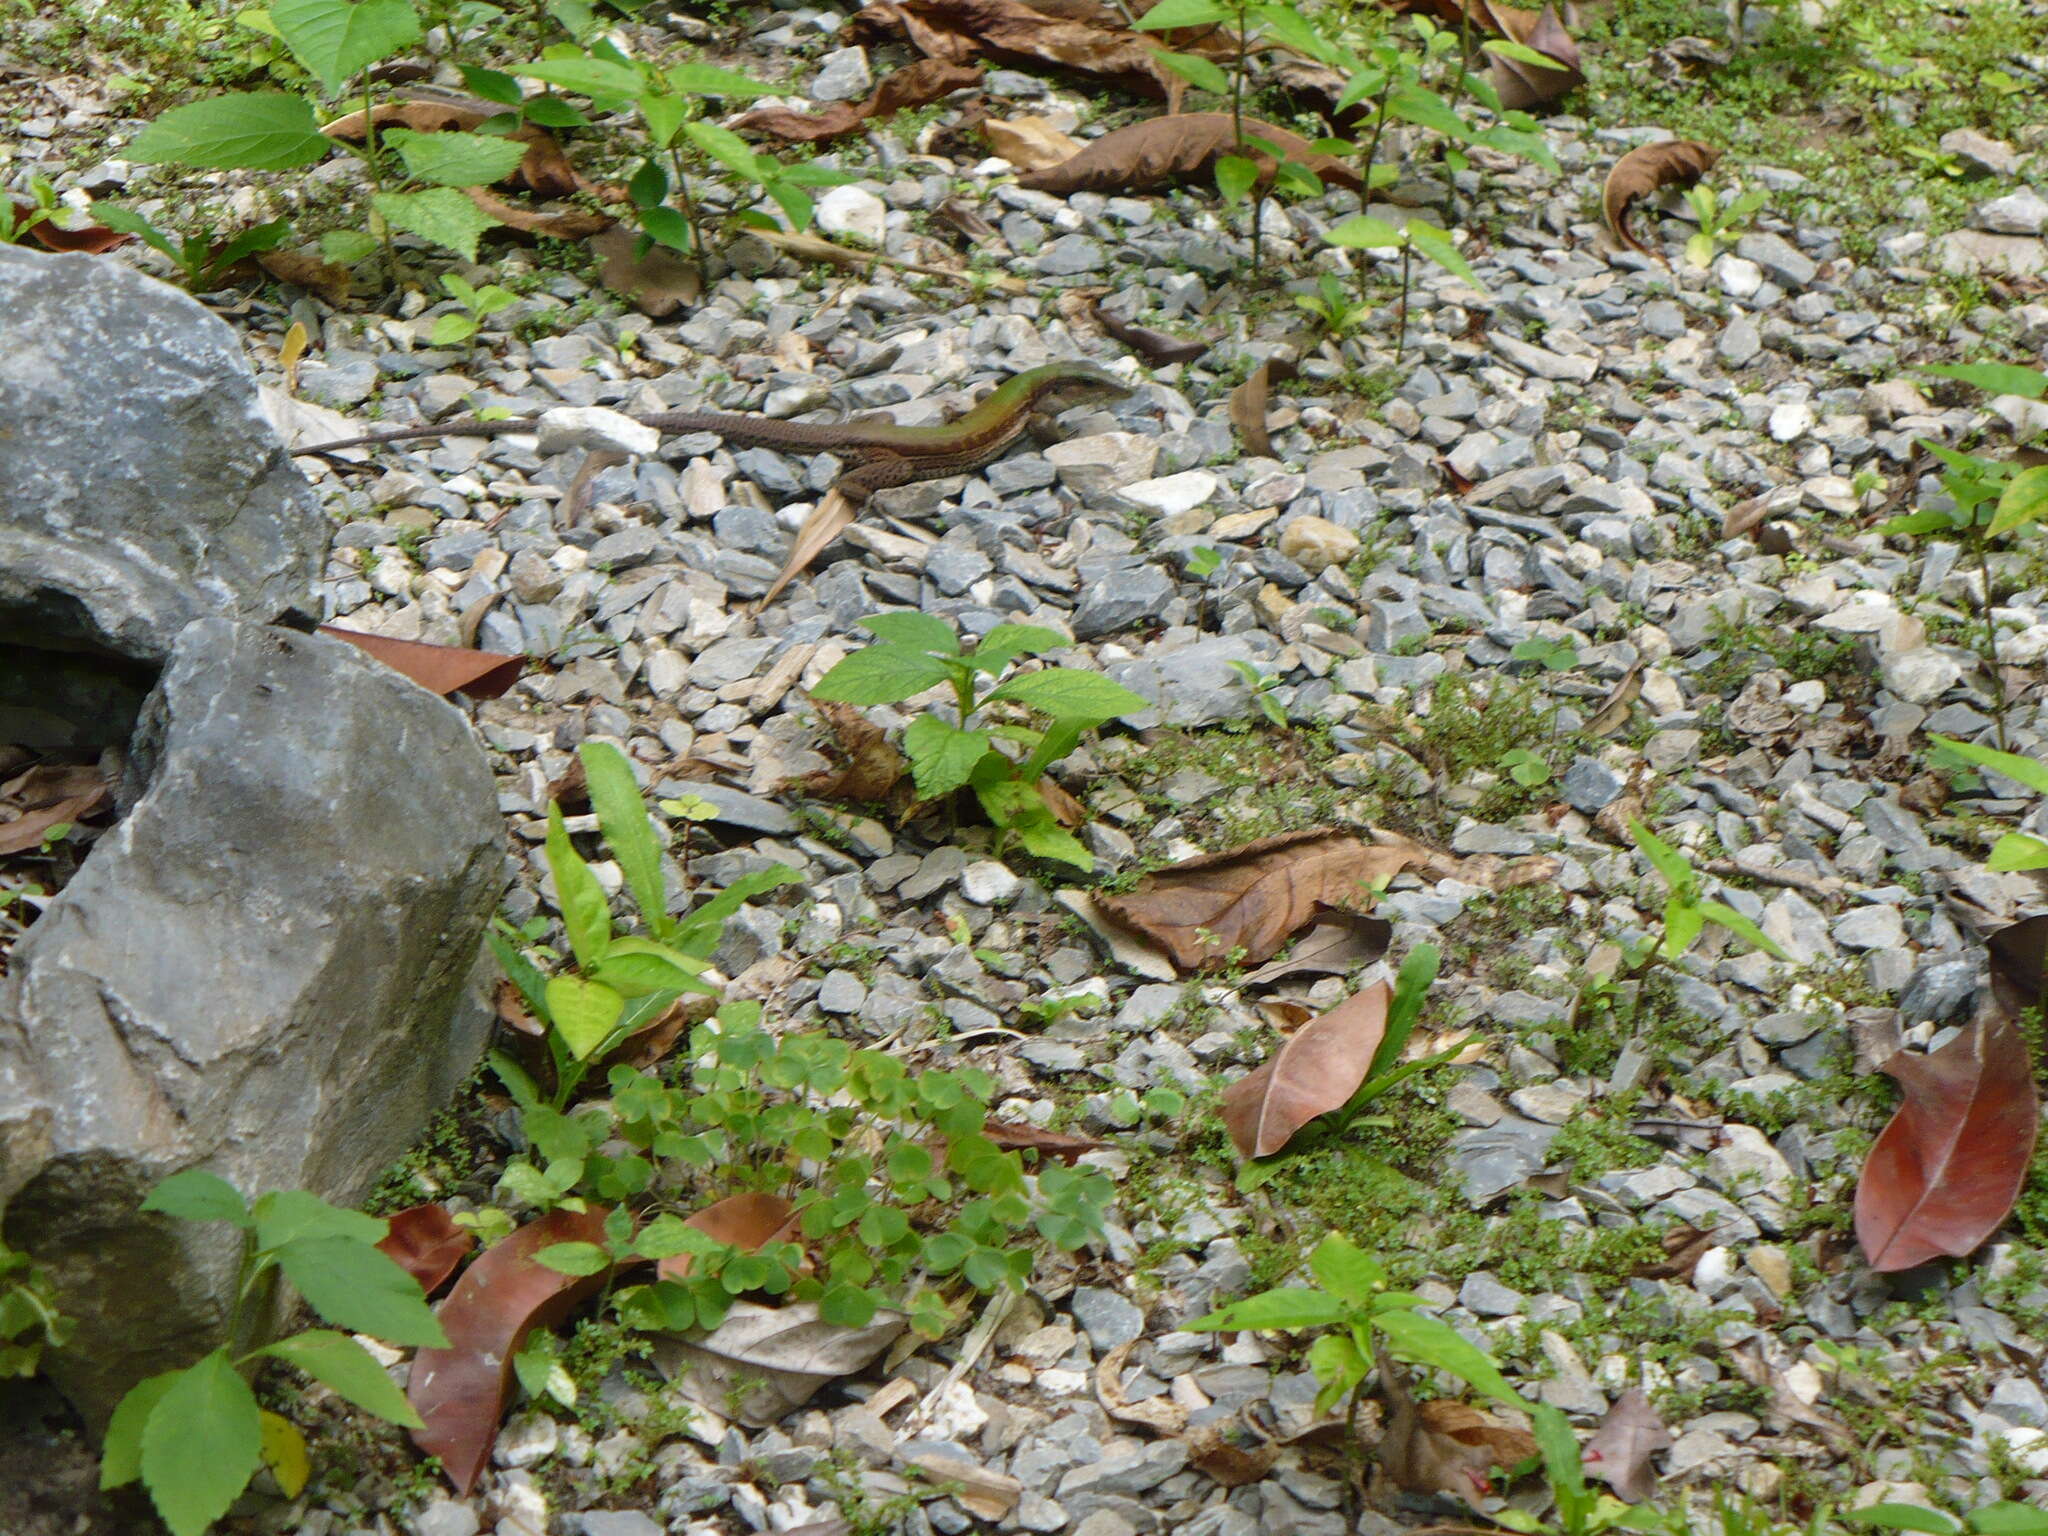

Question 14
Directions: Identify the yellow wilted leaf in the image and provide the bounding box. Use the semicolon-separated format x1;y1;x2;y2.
259;1410;310;1497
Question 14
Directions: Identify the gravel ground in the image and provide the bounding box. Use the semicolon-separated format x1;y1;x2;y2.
8;1;2048;1533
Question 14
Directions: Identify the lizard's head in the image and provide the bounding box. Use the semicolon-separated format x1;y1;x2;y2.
1036;365;1134;415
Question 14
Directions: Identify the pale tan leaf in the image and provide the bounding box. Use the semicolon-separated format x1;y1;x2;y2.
1221;981;1389;1157
1602;139;1722;258
985;115;1084;170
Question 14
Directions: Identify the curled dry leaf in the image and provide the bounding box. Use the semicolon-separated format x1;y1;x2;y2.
588;225;702;318
851;0;1206;102
1854;1014;2039;1271
984;115;1085;170
317;624;522;699
656;1191;800;1282
1986;911;2048;1025
461;186;615;240
796;700;910;803
375;1204;474;1297
653;1300;908;1427
1376;1349;1532;1498
1092;300;1209;365
1095;827;1414;974
1603;139;1722;258
1581;1388;1669;1504
1485;2;1583;110
983;1120;1108;1162
1020;113;1368;198
1582;664;1643;739
1229;356;1298;458
0;761;110;855
257;248;354;307
1187;1418;1281;1486
763;487;858;610
738;58;983;142
409;1206;613;1493
1222;981;1388;1158
1240;909;1392;986
1095;1339;1187;1433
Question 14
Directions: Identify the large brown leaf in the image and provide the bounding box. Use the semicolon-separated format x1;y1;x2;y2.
735;58;982;142
1987;911;2048;1025
375;1204;474;1296
1487;2;1583;110
1581;1388;1669;1504
318;625;523;699
1095;828;1411;973
0;761;110;855
1222;981;1388;1157
851;0;1198;100
794;700;909;804
1229;356;1297;458
588;225;702;318
1376;1349;1534;1497
408;1206;612;1493
655;1191;800;1282
1602;140;1722;258
1019;113;1368;197
1853;1015;2040;1271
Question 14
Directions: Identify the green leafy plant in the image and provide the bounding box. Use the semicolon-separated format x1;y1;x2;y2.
1929;736;2048;871
429;270;518;344
101;1172;445;1536
1499;746;1551;788
1512;635;1579;672
0;176;60;245
92;207;292;292
1882;362;2048;744
1628;819;1786;967
808;613;1148;868
1226;658;1289;727
0;1239;72;1378
1294;272;1377;338
1679;182;1767;269
1847;1502;2048;1536
1183;545;1225;579
489;739;800;1110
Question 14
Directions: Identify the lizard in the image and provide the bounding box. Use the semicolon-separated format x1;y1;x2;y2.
293;360;1132;505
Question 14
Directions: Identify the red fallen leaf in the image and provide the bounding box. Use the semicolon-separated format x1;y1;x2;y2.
1854;1015;2040;1271
19;204;133;254
657;1192;801;1282
982;1120;1108;1163
409;1206;612;1493
376;1204;474;1296
1221;981;1388;1158
1987;911;2048;1027
318;625;523;699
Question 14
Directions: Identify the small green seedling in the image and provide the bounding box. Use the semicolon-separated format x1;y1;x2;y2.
92;208;291;292
1294;272;1377;338
1630;819;1787;965
1680;183;1767;269
0;177;61;245
1512;635;1579;672
1499;747;1551;787
0;1239;72;1379
808;613;1147;868
1930;736;2048;871
1184;546;1225;579
1495;1403;1638;1536
102;1172;445;1536
1226;659;1289;728
430;271;517;345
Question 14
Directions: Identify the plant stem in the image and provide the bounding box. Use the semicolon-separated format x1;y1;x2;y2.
669;147;705;262
1974;529;2010;749
1394;240;1413;361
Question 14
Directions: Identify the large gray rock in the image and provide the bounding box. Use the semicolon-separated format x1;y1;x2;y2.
0;248;324;742
0;619;504;1429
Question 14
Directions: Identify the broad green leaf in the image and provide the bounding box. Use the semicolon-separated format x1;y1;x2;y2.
1484;37;1566;68
591;935;716;996
638;91;689;149
1387;83;1468;139
1273;160;1323;198
276;1236;449;1347
524;95;588;128
142;1169;252;1228
809;642;955;705
1307;1330;1369;1414
902;714;994;800
257;1411;310;1498
128;92;332;171
1697;899;1788;961
209;218;292;268
1930;735;2048;795
1988;463;2048;539
763;181;815;234
1213;154;1257;204
1987;832;2048;872
1660;898;1705;959
1185;1286;1349;1332
860;610;961;654
680;119;765;180
253;1189;385;1252
1250;4;1343;64
385;127;529;188
983;668;1147;721
1968;1505;2048;1536
271;0;420;95
1325;214;1403;250
371;188;500;262
579;741;669;935
1921;363;2048;400
545;800;613;970
1629;818;1693;895
640;204;693;252
1373;1305;1525;1408
970;623;1067;673
820;1282;879;1328
321;228;378;264
1847;1508;1964;1536
252;1330;420;1427
534;1240;613;1275
545;974;626;1060
1878;508;1960;538
1529;1402;1585;1499
666;62;776;96
517;53;646;99
101;1371;181;1488
1306;1233;1385;1305
1404;218;1484;291
1156;50;1229;93
138;1351;262;1536
91;203;178;259
1132;0;1232;27
459;63;523;104
431;313;478;346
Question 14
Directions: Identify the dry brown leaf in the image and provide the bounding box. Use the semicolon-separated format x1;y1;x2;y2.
735;58;983;142
462;185;615;240
797;700;909;803
1229;356;1297;458
1092;301;1209;365
851;0;1196;101
1603;139;1722;258
763;487;858;610
1583;664;1642;738
257;247;353;306
588;225;702;318
899;1454;1022;1520
1187;1419;1280;1486
375;1204;474;1297
656;1192;801;1282
317;625;523;699
1037;777;1087;828
1096;827;1412;974
1633;1221;1714;1281
1376;1349;1530;1498
1019;113;1369;197
1581;1388;1669;1504
653;1300;908;1427
323;95;582;197
1056;888;1180;981
1095;1339;1187;1434
1255;999;1314;1032
0;760;110;855
20;204;132;254
1222;981;1388;1157
1240;910;1391;986
1487;2;1583;110
983;1120;1108;1161
985;114;1085;169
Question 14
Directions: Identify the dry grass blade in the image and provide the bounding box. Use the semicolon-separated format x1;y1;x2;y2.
1602;139;1722;258
1018;113;1368;197
1221;981;1388;1157
761;487;858;610
734;58;983;142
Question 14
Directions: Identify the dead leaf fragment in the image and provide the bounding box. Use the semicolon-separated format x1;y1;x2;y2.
20;204;132;254
899;1453;1022;1520
1581;1388;1669;1504
1094;1339;1186;1434
985;114;1085;170
797;700;910;803
1222;981;1389;1158
1603;139;1722;258
1240;910;1392;986
656;1191;800;1282
461;185;615;240
1376;1349;1531;1498
1187;1418;1280;1486
1021;113;1368;198
1986;911;2048;1025
851;0;1205;101
738;58;983;142
257;247;354;307
1056;887;1180;982
317;625;523;699
1229;356;1298;458
375;1204;474;1297
1487;2;1584;110
1854;1014;2039;1271
409;1206;613;1493
653;1300;908;1427
588;225;703;317
984;1120;1108;1162
1583;665;1643;738
0;760;110;854
1096;827;1411;974
763;487;859;610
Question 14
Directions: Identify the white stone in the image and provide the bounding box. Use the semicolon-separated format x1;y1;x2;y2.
1833;903;1905;951
536;406;660;458
809;45;874;103
1715;254;1763;298
645;646;689;696
1783;679;1826;712
961;859;1022;905
1882;647;1963;703
1043;432;1159;501
1768;400;1814;442
815;185;888;244
1976;187;2048;237
1706;1125;1796;1202
1116;469;1218;516
1998;624;2048;665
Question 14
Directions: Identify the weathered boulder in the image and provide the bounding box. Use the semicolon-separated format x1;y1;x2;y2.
0;619;504;1429
0;248;325;745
